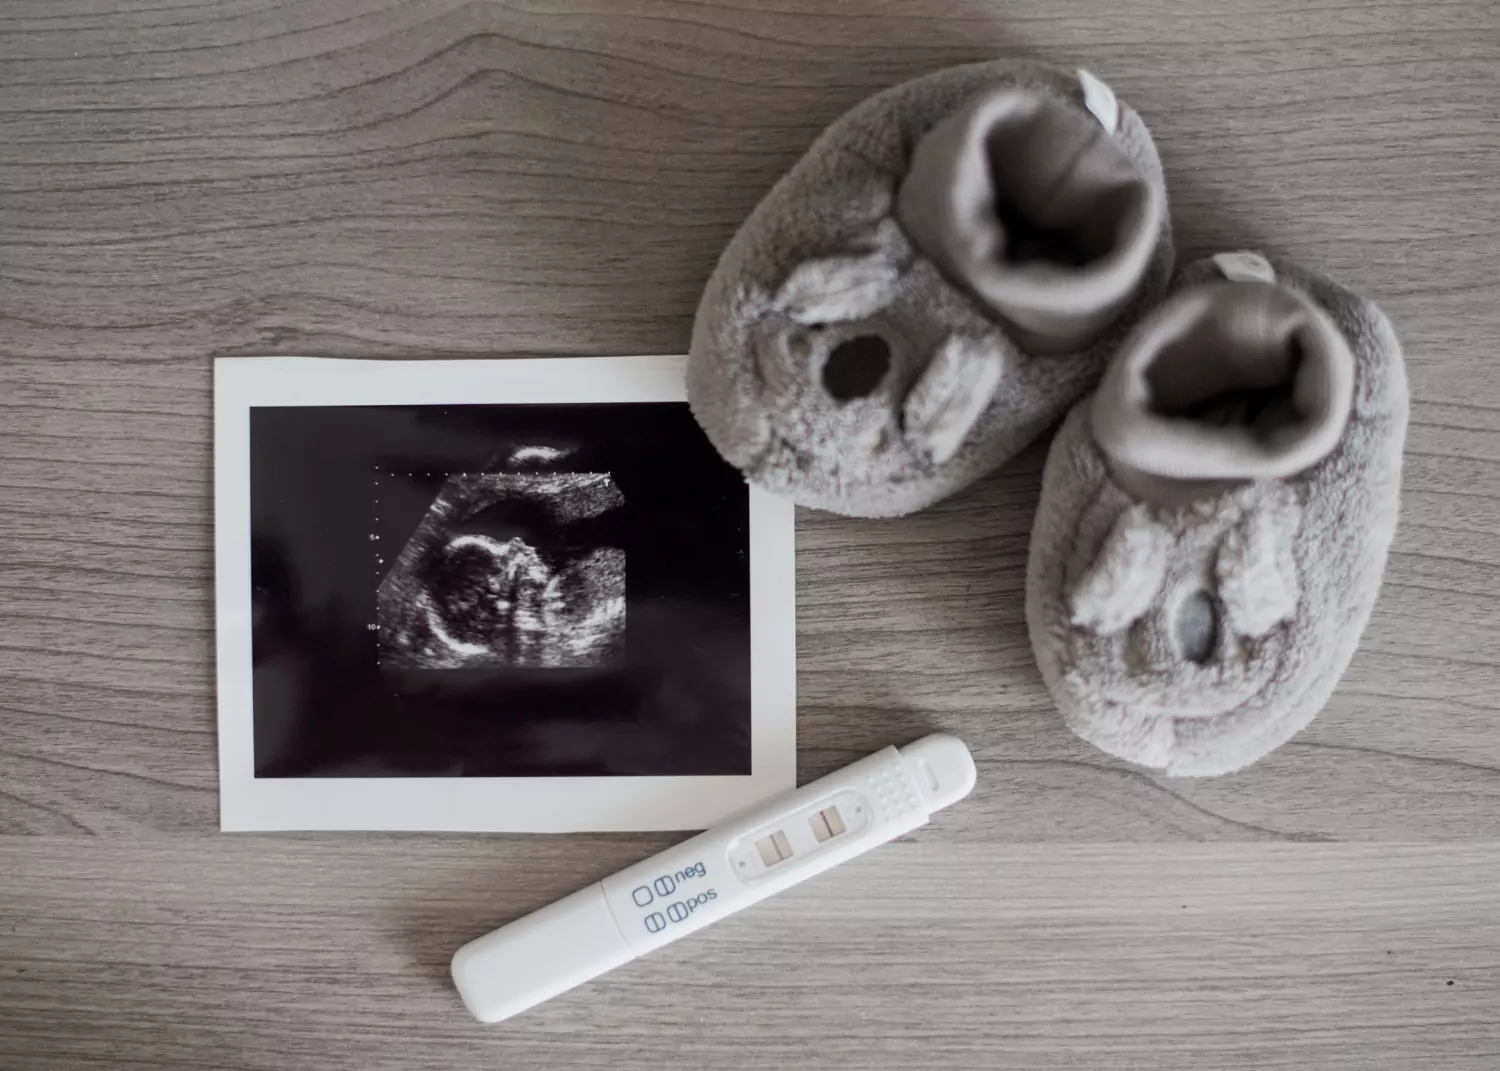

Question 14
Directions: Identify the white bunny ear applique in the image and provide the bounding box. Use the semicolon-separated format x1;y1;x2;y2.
772;252;899;324
1215;494;1303;638
901;334;1008;465
1070;504;1173;634
772;220;909;325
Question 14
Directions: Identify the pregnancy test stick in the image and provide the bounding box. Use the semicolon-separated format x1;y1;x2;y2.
451;733;976;1023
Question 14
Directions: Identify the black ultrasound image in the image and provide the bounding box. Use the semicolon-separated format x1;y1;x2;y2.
249;403;751;779
377;469;627;669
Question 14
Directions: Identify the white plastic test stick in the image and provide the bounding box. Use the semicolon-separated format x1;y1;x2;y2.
451;733;977;1023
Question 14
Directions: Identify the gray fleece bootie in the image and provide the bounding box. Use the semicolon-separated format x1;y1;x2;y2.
688;61;1173;517
1025;252;1409;776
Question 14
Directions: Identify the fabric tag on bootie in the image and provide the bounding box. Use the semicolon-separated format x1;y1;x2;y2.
1077;69;1120;134
1213;251;1277;284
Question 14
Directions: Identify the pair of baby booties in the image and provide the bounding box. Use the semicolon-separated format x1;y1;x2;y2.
686;60;1409;777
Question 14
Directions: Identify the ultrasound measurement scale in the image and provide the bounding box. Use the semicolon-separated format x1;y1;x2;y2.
451;734;976;1023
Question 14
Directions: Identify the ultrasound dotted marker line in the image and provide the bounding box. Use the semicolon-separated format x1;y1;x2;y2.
374;467;383;664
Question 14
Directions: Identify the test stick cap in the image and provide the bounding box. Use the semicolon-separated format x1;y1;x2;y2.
451;883;634;1023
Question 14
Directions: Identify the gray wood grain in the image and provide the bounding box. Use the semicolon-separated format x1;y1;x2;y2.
3;838;1499;1070
3;0;1500;1066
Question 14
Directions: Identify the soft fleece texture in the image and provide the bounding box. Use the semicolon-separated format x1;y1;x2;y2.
1025;255;1409;777
687;59;1173;518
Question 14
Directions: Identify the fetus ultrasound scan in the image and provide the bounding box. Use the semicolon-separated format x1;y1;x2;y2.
247;402;752;780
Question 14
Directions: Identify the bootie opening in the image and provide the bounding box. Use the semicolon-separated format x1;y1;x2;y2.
981;97;1146;269
1092;281;1356;494
897;87;1163;352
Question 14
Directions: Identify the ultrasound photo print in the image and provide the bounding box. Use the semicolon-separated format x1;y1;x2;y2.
246;399;754;782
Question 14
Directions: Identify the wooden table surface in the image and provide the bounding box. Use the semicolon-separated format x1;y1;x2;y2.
4;1;1500;1067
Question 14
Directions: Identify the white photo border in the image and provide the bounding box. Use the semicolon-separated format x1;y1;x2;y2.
214;356;796;832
